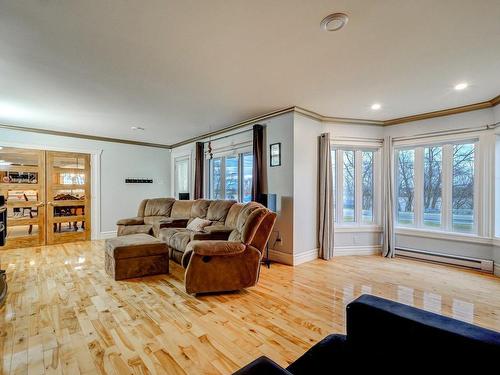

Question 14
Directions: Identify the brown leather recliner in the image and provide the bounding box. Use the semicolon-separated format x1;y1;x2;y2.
183;202;277;294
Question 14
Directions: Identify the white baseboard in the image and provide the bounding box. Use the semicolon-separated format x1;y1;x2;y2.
495;263;500;277
333;245;382;256
268;248;294;265
98;231;117;239
293;248;318;265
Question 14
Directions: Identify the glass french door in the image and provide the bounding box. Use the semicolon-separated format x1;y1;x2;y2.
0;147;46;249
46;151;91;244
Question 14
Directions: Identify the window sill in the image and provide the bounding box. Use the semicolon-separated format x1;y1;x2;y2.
335;225;382;233
395;227;491;245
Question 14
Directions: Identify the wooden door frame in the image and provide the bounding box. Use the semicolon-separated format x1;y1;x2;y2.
0;141;102;240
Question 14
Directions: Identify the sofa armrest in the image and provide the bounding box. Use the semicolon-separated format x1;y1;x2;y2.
116;217;144;225
188;240;245;256
233;356;292;375
159;218;189;229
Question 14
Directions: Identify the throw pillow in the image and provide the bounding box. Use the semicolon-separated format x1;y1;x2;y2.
187;217;212;232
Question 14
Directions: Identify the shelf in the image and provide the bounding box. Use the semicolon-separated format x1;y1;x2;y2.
0;165;39;173
52;215;85;224
7;201;40;208
52;184;85;190
0;183;40;190
52;167;86;173
51;200;85;207
8;217;39;226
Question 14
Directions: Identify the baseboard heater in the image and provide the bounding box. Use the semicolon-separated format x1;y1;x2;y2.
395;247;494;273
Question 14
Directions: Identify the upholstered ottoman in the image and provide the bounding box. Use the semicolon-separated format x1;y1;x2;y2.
105;234;169;280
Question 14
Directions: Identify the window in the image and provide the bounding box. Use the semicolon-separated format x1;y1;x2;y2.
395;141;476;234
208;152;253;202
331;146;379;225
423;146;442;228
396;149;415;226
343;150;355;223
452;143;475;233
174;156;190;198
362;151;374;224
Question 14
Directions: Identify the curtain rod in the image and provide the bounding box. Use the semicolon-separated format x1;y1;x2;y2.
202;127;254;145
392;121;500;142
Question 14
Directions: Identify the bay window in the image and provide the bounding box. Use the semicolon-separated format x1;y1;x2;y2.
331;146;380;226
395;141;476;234
207;152;253;202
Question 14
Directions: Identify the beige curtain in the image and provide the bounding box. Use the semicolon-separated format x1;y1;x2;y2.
318;133;334;260
382;135;396;257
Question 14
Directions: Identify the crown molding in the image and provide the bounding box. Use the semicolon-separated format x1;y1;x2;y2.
0;123;171;149
294;106;385;126
383;97;497;126
490;94;500;107
1;94;498;150
169;106;296;148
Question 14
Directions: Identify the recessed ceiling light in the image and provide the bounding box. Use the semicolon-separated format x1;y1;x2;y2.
454;82;468;91
371;103;381;110
320;13;349;31
131;126;145;131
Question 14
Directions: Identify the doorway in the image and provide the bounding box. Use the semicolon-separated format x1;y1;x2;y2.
0;146;91;249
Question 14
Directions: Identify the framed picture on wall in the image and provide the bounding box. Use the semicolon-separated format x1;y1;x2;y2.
270;143;281;167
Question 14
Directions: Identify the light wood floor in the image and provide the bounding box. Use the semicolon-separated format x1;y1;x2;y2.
1;241;500;375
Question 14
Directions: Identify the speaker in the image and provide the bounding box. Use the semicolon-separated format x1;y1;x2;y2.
260;193;277;212
178;193;190;200
0;195;4;206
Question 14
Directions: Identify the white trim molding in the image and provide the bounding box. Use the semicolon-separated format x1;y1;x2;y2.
396;227;492;245
294;248;319;265
333;245;382;256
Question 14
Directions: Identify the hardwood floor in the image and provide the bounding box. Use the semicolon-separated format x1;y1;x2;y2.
1;241;499;375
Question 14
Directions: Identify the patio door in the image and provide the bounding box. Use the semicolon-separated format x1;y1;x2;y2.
45;151;91;245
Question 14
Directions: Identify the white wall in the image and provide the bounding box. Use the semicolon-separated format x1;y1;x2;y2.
292;114;321;263
0;128;170;237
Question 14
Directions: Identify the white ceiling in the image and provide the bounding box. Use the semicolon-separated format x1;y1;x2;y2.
1;0;499;145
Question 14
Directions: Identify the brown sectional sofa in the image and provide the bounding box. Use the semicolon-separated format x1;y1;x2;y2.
116;198;277;293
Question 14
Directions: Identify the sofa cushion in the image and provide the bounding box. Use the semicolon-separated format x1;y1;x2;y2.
144;216;167;225
171;200;194;218
144;198;175;217
170;231;192;252
207;200;236;223
190;199;211;219
105;234;166;259
159;227;187;243
117;217;144;225
225;203;244;229
186;217;212;232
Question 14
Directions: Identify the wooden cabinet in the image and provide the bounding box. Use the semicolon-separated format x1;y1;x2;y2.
0;147;91;249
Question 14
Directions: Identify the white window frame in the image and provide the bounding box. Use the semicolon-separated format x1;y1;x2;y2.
174;155;191;199
394;137;480;236
206;148;253;203
331;141;382;228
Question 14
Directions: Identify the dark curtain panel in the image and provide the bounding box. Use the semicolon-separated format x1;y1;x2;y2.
194;142;204;199
252;124;264;204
